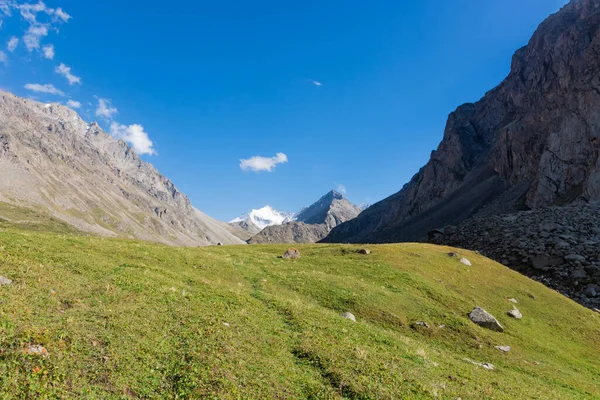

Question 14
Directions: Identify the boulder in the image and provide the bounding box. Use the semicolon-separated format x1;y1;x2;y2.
469;307;504;332
583;284;599;298
531;255;563;270
507;307;523;320
357;249;371;255
282;248;301;259
565;254;586;263
571;269;588;279
342;312;356;322
495;345;511;352
0;276;12;286
412;321;430;329
460;258;472;266
507;298;518;304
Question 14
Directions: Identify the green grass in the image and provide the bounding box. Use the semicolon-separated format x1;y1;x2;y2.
0;224;598;398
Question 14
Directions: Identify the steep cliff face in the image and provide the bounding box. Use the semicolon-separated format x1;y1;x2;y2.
325;0;600;244
0;91;243;246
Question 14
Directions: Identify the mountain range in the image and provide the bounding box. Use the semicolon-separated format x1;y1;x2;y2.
324;0;600;244
248;190;363;244
0;92;243;246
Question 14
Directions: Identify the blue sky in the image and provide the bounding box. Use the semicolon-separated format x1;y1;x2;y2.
0;0;568;221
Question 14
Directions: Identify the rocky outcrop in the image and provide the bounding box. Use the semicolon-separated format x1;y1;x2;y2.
248;190;362;244
0;91;243;246
429;203;600;309
324;0;600;244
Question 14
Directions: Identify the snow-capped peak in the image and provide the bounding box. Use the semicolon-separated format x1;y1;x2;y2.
230;205;296;230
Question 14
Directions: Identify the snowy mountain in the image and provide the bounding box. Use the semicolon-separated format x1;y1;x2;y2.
248;190;364;244
230;206;296;230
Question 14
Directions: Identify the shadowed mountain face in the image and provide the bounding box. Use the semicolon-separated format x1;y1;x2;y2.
248;190;363;244
324;0;600;244
0;91;243;246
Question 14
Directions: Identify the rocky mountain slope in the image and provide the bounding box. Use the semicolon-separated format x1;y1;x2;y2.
429;203;600;309
0;91;243;246
248;190;362;244
325;0;600;244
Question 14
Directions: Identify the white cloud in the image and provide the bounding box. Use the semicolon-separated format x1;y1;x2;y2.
66;99;81;109
24;83;65;96
240;152;288;172
110;122;156;156
336;184;347;194
0;2;12;17
23;23;48;50
16;1;71;24
42;43;53;59
95;98;118;119
0;50;7;65
7;36;18;52
53;7;70;22
312;80;322;86
7;2;71;54
55;63;80;85
17;1;46;23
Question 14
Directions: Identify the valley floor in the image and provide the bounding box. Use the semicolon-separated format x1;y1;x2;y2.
0;225;599;398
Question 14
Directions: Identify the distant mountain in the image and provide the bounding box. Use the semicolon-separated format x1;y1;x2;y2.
324;0;600;244
0;91;243;246
230;205;296;229
248;190;362;244
228;206;296;239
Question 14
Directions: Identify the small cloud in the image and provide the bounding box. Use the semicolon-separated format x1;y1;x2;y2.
110;122;156;156
55;63;80;85
53;7;71;23
24;83;65;96
336;184;347;194
240;152;288;172
7;36;18;52
42;43;54;59
312;80;322;86
95;98;118;119
66;99;81;109
23;23;48;51
0;50;7;65
17;1;46;23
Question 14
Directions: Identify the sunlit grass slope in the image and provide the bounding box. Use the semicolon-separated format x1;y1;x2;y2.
0;222;599;398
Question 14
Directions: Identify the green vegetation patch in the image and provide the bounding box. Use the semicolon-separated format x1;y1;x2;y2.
0;229;598;399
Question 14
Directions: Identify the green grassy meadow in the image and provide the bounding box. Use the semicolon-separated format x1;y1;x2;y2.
0;205;599;399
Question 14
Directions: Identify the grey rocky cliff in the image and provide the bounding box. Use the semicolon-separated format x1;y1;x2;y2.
0;91;243;246
249;190;362;244
324;0;600;244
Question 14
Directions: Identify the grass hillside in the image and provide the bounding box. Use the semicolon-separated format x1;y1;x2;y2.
0;221;599;398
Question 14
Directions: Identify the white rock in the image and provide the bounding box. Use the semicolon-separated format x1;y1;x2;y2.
342;312;357;322
460;258;472;266
0;276;12;286
507;307;523;319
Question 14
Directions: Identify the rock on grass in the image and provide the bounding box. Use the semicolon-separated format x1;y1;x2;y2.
507;307;523;319
342;312;356;322
282;248;301;259
469;307;504;332
0;276;12;286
